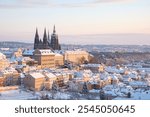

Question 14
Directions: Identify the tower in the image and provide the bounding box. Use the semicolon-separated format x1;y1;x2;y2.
33;26;61;50
50;25;61;50
34;28;39;49
43;28;49;49
47;30;51;47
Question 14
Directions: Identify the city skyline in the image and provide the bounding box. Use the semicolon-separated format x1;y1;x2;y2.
0;0;150;45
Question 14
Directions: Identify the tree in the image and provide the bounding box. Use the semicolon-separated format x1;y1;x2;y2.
82;82;88;94
127;92;131;98
99;89;105;100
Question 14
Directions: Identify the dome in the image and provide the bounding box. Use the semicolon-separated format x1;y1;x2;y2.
0;52;6;60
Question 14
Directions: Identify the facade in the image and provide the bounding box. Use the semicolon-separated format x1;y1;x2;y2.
0;52;9;70
43;72;57;90
34;26;61;50
50;26;61;50
0;76;5;87
55;53;64;67
24;72;45;91
81;64;105;73
64;50;89;64
0;68;20;86
33;49;55;68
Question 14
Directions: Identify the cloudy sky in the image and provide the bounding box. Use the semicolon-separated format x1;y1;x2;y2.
0;0;150;45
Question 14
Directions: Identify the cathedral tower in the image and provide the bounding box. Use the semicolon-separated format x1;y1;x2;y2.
50;25;61;50
34;28;39;49
42;28;49;49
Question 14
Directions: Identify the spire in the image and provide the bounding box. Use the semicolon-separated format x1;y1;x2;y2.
35;28;39;40
35;28;38;37
43;28;47;42
53;25;56;34
43;28;48;49
34;28;39;49
48;30;49;40
44;28;47;37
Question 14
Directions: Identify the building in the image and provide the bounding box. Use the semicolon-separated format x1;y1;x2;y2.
24;72;45;91
0;52;9;70
50;25;61;50
34;26;61;50
81;64;105;73
0;76;5;87
43;72;57;90
0;67;20;86
22;49;34;58
33;49;55;68
13;48;22;58
55;53;64;67
64;50;89;64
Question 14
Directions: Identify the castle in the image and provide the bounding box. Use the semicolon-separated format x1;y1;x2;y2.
34;26;61;50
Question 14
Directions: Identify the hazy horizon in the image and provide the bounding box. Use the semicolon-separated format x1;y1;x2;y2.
0;33;150;45
0;0;150;45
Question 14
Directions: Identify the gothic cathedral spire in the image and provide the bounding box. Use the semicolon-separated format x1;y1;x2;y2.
53;25;56;34
34;28;39;49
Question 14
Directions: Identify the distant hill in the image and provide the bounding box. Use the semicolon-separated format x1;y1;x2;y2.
0;41;33;49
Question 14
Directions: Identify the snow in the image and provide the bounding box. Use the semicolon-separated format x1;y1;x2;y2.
30;72;45;79
129;81;147;87
0;52;7;60
89;89;100;93
114;90;150;100
20;73;25;78
44;72;57;78
106;66;125;74
55;53;63;56
38;49;55;55
0;89;38;100
99;72;110;80
23;49;34;56
54;92;71;99
1;67;18;74
81;64;102;67
65;50;88;54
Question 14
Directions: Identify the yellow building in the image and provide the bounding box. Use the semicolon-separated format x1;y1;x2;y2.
24;72;45;91
0;76;5;87
34;49;55;69
43;72;57;90
64;50;89;64
0;52;9;70
0;68;20;86
55;53;64;67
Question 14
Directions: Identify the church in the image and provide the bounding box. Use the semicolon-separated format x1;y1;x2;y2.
34;26;61;50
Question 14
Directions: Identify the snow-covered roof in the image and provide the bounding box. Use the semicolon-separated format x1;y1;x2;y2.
23;49;34;56
129;81;147;86
0;67;18;74
38;49;55;55
9;55;23;62
44;72;57;78
0;52;7;60
99;72;109;80
65;50;88;54
105;66;125;74
29;72;45;79
81;64;102;67
55;53;63;57
110;74;119;80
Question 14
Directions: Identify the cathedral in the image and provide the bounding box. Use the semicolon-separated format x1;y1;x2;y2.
34;26;61;50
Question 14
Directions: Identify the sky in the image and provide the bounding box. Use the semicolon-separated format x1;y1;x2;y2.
0;0;150;45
